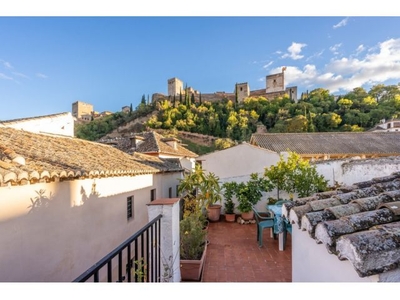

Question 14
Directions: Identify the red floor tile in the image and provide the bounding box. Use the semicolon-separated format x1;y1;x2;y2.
201;220;292;282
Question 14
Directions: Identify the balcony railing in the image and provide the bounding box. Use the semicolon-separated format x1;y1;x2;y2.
73;214;162;282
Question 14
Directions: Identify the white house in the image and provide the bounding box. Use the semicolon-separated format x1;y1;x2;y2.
197;142;281;211
283;172;400;282
0;126;183;282
0;112;75;137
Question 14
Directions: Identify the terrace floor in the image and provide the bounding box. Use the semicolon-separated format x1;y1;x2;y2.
201;217;292;282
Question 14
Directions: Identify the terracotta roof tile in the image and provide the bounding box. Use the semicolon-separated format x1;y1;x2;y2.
285;172;400;278
250;132;400;156
99;131;198;158
0;127;182;186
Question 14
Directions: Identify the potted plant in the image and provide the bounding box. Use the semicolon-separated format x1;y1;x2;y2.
202;172;222;222
236;173;273;220
179;214;208;281
222;182;237;222
178;164;222;222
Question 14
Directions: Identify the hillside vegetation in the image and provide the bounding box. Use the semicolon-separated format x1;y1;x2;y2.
76;84;400;153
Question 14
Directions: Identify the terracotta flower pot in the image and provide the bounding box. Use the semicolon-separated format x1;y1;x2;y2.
180;243;207;281
206;204;222;222
241;211;254;220
225;213;236;223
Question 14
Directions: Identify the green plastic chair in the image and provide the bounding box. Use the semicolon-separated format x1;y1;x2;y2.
252;206;275;248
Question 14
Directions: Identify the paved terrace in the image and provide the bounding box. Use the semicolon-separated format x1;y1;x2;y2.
201;220;292;282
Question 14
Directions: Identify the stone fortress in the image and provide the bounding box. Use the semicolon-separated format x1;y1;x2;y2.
152;68;298;104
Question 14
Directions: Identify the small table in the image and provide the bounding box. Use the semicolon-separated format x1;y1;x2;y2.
267;204;288;251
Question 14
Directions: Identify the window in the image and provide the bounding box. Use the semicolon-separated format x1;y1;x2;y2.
127;196;134;221
169;187;172;198
176;185;179;197
151;189;156;201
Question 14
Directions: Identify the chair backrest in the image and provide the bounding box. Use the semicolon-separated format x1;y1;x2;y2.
275;199;291;206
252;206;273;224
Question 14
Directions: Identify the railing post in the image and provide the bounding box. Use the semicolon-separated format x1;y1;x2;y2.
147;198;181;282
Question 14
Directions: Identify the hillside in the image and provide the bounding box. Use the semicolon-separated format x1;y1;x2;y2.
75;83;400;155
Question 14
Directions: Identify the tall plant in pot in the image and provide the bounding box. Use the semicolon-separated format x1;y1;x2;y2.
236;173;273;220
179;213;208;281
222;181;237;223
178;164;222;222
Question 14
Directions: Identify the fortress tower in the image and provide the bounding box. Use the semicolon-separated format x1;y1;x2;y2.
266;68;285;93
235;82;250;103
168;77;184;96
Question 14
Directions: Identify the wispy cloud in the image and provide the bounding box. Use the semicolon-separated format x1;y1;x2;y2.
333;18;349;29
12;72;29;79
329;43;342;55
272;38;400;93
0;60;13;69
306;49;325;62
258;77;265;82
0;73;13;80
263;61;273;69
36;73;48;79
282;42;307;60
355;44;365;56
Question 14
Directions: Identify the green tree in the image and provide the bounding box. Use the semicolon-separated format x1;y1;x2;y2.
264;151;328;199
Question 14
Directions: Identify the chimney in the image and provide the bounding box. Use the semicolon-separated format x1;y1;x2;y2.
130;135;145;148
256;124;267;133
162;137;179;150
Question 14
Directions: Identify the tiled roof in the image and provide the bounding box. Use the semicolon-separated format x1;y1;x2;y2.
0;112;71;124
99;131;198;158
250;132;400;156
0;127;182;186
283;172;400;278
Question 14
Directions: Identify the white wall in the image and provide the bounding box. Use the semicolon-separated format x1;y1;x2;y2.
292;225;378;282
0;171;181;282
3;113;74;137
315;157;400;187
199;143;280;180
198;144;282;213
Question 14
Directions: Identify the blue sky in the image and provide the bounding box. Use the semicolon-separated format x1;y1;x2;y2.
1;12;400;120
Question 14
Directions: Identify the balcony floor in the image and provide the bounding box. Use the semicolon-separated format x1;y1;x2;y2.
201;218;292;282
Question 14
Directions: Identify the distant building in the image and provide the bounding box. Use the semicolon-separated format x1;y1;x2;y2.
157;69;297;104
72;101;93;119
168;77;184;96
122;106;131;113
235;82;250;103
369;119;400;132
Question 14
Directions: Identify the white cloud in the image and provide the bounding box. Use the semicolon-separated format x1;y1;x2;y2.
306;49;324;61
0;73;13;80
356;44;365;55
12;72;29;79
329;43;342;55
258;77;265;82
263;61;273;69
333;18;348;29
281;38;400;93
282;42;307;60
0;60;13;69
36;73;48;79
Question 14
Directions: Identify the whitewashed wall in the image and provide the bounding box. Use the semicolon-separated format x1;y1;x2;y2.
292;225;378;282
198;143;282;213
198;143;280;180
0;171;181;282
3;112;74;137
315;156;400;187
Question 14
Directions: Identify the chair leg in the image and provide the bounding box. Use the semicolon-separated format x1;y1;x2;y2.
256;225;259;242
258;227;263;247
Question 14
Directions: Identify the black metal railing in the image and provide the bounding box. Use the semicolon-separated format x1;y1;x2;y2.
73;214;162;282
